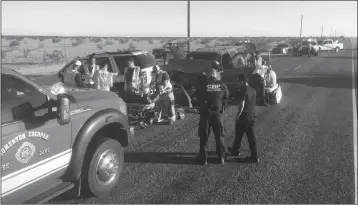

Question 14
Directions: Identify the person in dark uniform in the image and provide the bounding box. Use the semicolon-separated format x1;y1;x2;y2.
195;62;229;165
229;74;259;163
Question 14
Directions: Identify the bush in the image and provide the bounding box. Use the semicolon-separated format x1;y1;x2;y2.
256;41;269;50
148;39;154;44
72;38;85;47
200;38;210;44
38;43;45;49
39;37;47;42
43;50;65;65
132;38;140;43
52;37;62;43
23;48;31;57
119;38;129;44
104;40;114;46
128;42;136;51
91;37;103;43
9;40;20;48
97;43;103;50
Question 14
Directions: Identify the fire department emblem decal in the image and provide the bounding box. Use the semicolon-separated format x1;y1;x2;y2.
15;142;36;164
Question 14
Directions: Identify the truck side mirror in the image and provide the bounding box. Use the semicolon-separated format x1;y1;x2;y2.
57;94;71;125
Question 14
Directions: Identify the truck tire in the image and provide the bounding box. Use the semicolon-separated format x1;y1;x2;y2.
82;137;124;197
335;47;339;52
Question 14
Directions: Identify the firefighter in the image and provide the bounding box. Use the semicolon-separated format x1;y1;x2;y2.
195;61;229;165
148;65;176;125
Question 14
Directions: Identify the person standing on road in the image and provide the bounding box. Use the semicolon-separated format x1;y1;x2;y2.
229;74;259;163
195;62;229;165
307;42;313;57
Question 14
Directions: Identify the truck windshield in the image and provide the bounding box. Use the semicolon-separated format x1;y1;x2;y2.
113;53;156;73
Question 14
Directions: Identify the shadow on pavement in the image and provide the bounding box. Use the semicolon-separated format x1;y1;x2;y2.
279;74;353;89
124;151;238;165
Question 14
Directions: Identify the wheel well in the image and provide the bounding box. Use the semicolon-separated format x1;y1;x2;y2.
88;123;128;149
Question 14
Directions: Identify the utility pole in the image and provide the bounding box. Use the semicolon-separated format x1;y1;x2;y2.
330;28;332;37
187;0;190;53
335;29;336;38
321;25;323;39
299;15;303;41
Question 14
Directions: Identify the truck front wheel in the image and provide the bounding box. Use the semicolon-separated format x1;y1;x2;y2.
83;137;124;197
335;47;339;52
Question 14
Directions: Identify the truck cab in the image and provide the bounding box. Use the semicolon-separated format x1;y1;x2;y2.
1;68;134;204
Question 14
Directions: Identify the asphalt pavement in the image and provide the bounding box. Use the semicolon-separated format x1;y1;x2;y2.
51;40;357;204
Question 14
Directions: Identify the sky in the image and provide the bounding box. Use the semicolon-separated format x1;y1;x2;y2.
1;1;357;37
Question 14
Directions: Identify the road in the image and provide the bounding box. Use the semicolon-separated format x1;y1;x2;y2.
51;40;357;204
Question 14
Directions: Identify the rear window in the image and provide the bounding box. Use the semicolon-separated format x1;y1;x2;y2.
113;53;156;74
186;52;220;61
277;44;288;48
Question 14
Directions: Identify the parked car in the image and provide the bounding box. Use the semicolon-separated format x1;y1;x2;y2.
271;43;293;54
152;42;188;60
1;67;134;204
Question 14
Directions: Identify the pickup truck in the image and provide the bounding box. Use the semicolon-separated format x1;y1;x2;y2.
317;39;344;52
1;67;134;204
33;50;157;101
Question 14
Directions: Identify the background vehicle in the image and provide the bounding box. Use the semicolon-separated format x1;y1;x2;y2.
152;42;188;60
299;40;319;56
317;39;344;52
271;43;293;54
34;50;157;102
1;68;134;204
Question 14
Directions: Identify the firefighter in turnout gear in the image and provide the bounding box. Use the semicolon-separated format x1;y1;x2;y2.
195;61;229;165
148;65;176;125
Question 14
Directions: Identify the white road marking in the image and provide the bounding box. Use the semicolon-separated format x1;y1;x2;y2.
351;38;358;205
294;65;302;70
312;57;317;60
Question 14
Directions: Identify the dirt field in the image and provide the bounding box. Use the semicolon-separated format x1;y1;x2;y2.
1;36;300;75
